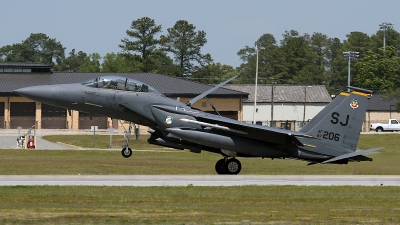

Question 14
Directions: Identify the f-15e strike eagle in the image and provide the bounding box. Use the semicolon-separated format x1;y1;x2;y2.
14;75;382;174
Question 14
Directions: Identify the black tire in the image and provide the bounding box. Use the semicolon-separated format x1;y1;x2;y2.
376;127;383;132
121;147;132;158
224;158;241;175
215;159;226;175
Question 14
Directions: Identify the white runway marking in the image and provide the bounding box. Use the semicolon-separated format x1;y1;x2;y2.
1;175;400;186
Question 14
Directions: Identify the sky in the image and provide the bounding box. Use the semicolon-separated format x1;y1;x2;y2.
2;0;400;68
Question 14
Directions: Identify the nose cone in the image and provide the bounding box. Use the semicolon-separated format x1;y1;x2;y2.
14;85;59;106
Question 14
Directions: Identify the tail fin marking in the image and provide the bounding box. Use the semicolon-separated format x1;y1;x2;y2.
300;87;372;154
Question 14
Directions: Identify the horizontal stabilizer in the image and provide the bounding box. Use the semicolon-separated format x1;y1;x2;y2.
347;86;373;94
321;147;384;164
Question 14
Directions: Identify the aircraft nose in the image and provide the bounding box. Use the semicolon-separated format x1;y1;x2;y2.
14;85;59;106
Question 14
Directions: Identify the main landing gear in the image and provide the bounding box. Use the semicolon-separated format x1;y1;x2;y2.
215;157;242;175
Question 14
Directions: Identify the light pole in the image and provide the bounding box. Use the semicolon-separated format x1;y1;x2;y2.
303;86;311;126
270;78;276;127
379;22;394;53
253;45;259;124
343;51;359;91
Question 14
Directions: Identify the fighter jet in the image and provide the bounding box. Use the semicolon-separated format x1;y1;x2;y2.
14;75;382;174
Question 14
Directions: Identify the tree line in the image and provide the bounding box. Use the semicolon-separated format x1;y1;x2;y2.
1;17;400;95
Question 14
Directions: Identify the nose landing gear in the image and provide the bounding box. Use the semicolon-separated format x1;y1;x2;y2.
120;121;135;158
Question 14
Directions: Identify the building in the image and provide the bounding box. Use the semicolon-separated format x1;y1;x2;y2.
0;62;248;129
364;94;400;132
225;84;332;131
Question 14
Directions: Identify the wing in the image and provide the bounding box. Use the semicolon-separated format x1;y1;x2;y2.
181;112;312;147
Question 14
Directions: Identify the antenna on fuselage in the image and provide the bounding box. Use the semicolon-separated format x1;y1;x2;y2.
186;75;238;106
205;97;221;116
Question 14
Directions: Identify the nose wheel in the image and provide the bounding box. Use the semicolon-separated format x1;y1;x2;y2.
121;146;132;158
215;158;241;175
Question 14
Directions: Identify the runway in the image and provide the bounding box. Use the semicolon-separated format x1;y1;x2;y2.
1;175;400;186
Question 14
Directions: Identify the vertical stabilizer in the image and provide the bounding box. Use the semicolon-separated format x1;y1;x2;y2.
301;87;372;153
300;91;348;133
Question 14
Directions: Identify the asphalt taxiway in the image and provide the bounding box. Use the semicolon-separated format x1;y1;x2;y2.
1;175;400;186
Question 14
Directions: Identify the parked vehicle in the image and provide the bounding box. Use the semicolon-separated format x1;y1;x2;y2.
370;119;400;132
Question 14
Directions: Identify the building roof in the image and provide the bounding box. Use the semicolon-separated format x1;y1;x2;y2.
367;94;399;111
0;72;248;98
225;84;332;103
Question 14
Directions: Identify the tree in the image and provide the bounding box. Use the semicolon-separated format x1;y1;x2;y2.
142;51;184;77
52;49;100;72
354;46;400;93
309;33;329;68
236;43;257;83
257;34;287;83
102;53;131;72
370;28;400;54
101;52;143;72
0;33;65;64
342;31;370;56
280;30;317;83
291;32;330;85
53;49;86;71
161;20;212;76
292;64;325;85
79;53;101;72
119;17;162;72
0;44;28;62
191;63;237;84
325;37;345;92
120;17;162;60
237;33;287;84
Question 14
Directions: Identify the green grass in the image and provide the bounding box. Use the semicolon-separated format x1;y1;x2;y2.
1;134;400;175
0;148;400;175
1;186;400;224
1;134;400;224
41;134;163;149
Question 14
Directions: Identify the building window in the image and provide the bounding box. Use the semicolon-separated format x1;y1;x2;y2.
280;122;291;130
0;68;32;73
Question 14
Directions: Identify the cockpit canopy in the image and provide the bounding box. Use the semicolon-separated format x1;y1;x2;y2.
81;76;160;93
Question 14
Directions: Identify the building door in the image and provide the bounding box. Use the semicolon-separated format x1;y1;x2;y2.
78;112;108;129
0;102;4;129
10;102;36;128
112;118;119;128
41;104;67;129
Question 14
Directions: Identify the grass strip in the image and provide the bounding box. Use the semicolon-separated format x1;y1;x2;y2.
0;185;399;224
1;146;400;175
